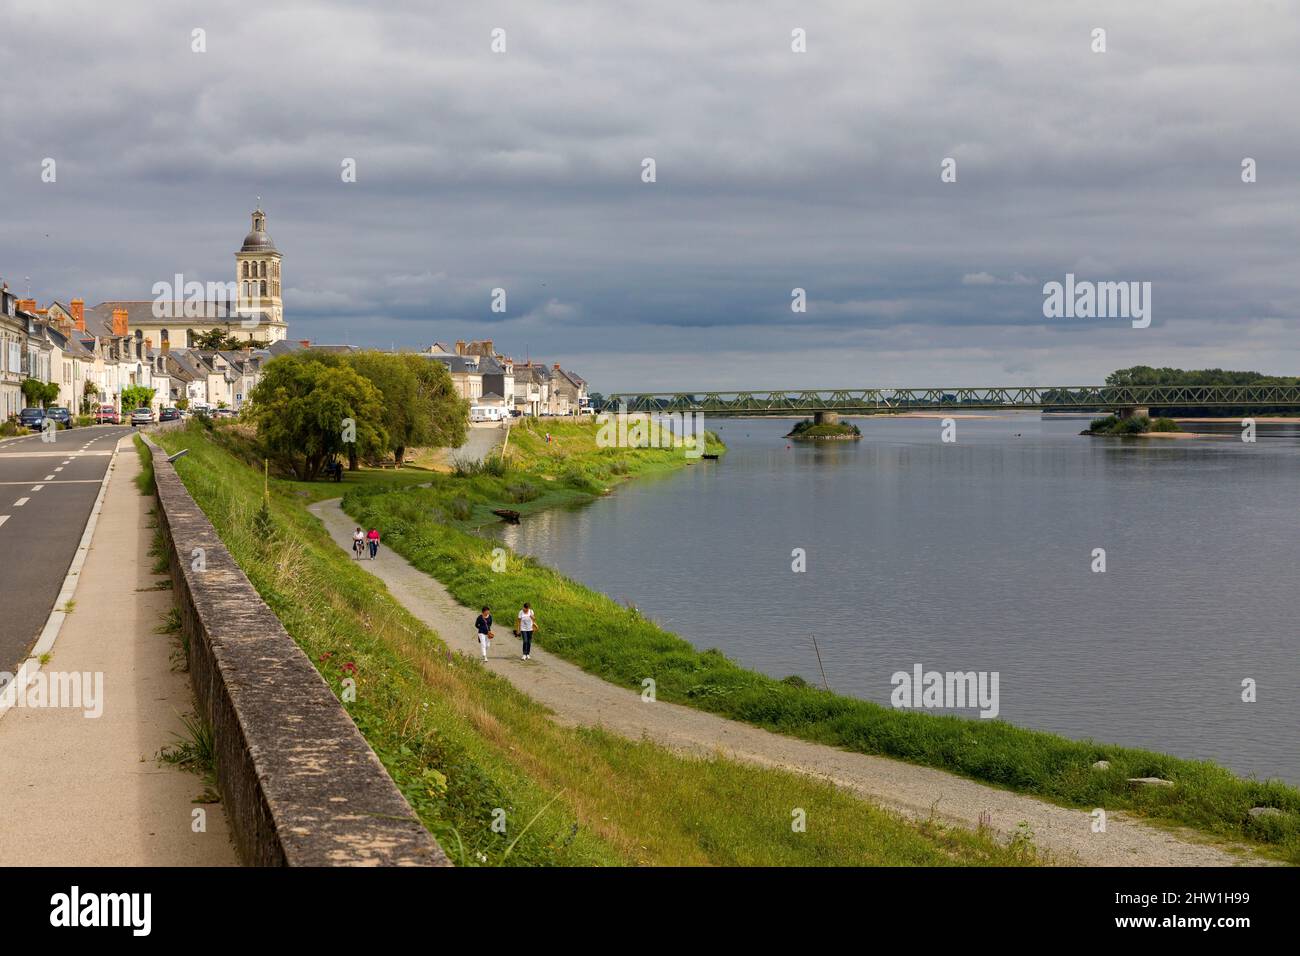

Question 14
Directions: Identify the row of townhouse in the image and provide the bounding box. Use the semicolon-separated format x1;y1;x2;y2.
1;283;164;418
1;281;274;420
423;339;589;417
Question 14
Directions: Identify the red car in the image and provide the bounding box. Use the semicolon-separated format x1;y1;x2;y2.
95;404;120;424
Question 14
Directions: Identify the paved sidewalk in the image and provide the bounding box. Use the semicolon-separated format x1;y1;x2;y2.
311;495;1269;867
0;439;237;866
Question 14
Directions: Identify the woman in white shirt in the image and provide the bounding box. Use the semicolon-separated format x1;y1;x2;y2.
517;603;537;660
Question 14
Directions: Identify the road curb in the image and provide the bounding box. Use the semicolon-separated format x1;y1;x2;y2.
0;434;124;720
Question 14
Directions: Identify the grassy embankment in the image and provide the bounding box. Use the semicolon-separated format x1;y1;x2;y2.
342;419;1300;863
152;420;1033;866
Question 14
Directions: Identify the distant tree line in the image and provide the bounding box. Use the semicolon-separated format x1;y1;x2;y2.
248;350;468;480
1102;365;1300;416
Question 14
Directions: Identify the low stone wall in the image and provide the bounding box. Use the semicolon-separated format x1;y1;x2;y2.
143;436;449;867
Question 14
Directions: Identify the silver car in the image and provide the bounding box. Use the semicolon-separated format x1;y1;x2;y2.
130;407;154;426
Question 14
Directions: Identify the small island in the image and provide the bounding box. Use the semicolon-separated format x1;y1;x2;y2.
1083;414;1182;436
786;417;862;441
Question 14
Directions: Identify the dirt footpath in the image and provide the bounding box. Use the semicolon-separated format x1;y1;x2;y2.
311;497;1269;867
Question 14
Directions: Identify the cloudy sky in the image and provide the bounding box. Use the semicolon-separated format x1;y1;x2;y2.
2;0;1298;391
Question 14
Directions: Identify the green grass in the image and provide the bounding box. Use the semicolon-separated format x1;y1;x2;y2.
153;421;1030;866
341;421;1299;863
132;433;155;494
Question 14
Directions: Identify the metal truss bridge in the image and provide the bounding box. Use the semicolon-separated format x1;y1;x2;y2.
603;384;1300;417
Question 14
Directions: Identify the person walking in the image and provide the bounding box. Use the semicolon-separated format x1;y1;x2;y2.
352;527;365;560
517;602;537;660
475;606;493;662
366;527;380;560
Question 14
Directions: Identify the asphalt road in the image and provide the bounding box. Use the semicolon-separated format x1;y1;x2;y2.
0;425;134;672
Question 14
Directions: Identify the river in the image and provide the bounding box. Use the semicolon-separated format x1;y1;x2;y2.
488;413;1300;784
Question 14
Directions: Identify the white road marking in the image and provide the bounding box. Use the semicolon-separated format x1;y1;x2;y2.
30;484;43;491
0;480;98;486
14;497;28;506
44;474;55;480
54;467;63;472
0;516;8;528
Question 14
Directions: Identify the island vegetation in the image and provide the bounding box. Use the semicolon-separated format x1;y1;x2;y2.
1084;414;1182;436
786;418;862;440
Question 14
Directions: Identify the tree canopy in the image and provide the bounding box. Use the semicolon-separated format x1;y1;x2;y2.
1106;365;1300;387
248;355;386;480
193;328;256;350
121;384;156;411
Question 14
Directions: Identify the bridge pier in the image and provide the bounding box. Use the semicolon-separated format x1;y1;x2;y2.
813;411;840;426
1117;406;1150;420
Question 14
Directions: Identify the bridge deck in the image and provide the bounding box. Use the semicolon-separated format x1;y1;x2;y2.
604;385;1300;416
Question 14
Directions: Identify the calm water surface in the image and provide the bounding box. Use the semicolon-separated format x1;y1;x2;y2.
489;414;1300;783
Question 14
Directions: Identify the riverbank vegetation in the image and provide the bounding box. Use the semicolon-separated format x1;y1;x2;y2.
1103;365;1300;417
152;420;1032;866
786;419;862;440
342;420;1300;863
1085;415;1182;436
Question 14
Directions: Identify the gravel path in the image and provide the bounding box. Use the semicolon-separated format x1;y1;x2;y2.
311;497;1268;867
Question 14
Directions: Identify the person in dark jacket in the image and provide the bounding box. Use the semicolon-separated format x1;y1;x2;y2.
474;606;493;661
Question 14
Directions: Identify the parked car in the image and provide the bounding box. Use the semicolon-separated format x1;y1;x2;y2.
18;407;45;430
46;406;72;428
95;404;120;424
159;407;181;422
130;407;154;427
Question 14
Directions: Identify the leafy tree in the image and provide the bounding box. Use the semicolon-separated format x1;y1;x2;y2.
81;379;99;415
175;397;190;411
345;353;468;465
346;351;421;466
121;385;156;411
247;355;386;480
403;353;468;452
193;328;244;350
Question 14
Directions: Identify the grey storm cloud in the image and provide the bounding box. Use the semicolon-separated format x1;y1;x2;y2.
2;0;1299;390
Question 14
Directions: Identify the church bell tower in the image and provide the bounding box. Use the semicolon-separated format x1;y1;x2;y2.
233;205;286;341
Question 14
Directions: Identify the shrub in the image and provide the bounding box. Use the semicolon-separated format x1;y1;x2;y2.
1150;417;1182;432
506;481;540;503
446;496;473;521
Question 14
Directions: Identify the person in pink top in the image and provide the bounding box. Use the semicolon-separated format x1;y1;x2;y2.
366;527;380;560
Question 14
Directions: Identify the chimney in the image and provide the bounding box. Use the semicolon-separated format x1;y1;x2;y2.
162;340;170;355
299;339;311;347
553;363;561;370
17;298;36;313
455;339;466;355
111;307;129;336
144;337;153;350
484;339;494;355
70;298;85;332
